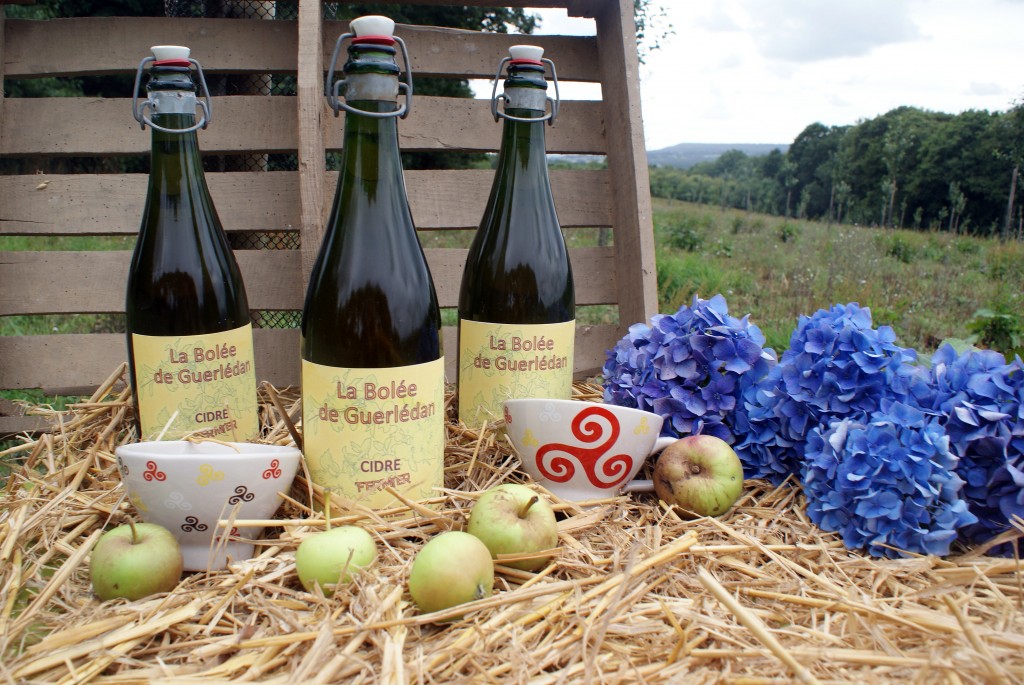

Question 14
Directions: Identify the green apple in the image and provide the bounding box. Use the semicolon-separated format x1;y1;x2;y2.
408;531;494;616
90;521;183;601
295;525;377;595
654;435;744;518
466;484;558;572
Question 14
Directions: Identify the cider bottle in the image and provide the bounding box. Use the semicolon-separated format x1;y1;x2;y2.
458;46;575;426
301;16;444;509
126;46;259;441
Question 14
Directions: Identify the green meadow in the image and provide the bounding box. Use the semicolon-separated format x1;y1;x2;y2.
650;198;1024;358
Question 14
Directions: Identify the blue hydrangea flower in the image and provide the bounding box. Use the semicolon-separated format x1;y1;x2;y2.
802;400;977;558
731;303;919;484
602;294;775;442
915;344;1024;554
731;365;801;483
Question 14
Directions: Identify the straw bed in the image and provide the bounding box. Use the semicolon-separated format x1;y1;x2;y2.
2;365;1022;683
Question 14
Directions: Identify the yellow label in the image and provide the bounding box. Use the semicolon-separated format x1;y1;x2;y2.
301;357;445;510
458;319;575;426
131;324;259;441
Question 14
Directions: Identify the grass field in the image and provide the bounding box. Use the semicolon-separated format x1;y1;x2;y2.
651;198;1024;357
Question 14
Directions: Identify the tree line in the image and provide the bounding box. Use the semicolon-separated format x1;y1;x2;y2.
650;104;1024;238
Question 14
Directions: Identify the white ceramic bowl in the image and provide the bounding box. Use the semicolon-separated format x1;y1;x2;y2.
503;399;676;501
115;441;300;571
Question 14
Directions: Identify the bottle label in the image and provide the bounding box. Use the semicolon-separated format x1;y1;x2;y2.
131;324;259;441
458;319;575;426
301;357;446;510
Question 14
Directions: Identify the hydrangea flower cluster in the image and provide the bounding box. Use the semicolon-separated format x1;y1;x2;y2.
607;295;1024;557
914;344;1024;554
802;401;977;558
602;294;775;442
731;303;919;484
731;366;799;484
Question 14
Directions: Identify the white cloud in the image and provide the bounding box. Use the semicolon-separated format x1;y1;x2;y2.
969;82;1005;96
695;4;741;32
740;0;923;62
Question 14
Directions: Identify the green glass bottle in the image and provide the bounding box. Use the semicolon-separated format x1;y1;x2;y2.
126;46;259;442
458;45;575;427
301;16;444;510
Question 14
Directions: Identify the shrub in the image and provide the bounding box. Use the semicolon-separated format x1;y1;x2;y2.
886;235;915;264
954;238;981;255
778;222;799;243
967;308;1024;359
920;237;949;263
663;215;705;252
712;238;734;258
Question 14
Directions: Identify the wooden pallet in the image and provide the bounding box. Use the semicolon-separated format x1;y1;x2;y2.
0;0;656;436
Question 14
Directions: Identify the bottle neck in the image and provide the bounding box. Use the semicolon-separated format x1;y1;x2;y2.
147;112;206;196
339;98;405;185
144;68;205;189
494;104;551;190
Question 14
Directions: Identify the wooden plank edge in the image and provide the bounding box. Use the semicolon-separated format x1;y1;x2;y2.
5;17;598;81
0;168;612;236
0;245;619;315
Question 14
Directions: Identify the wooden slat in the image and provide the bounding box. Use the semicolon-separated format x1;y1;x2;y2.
0;169;611;236
0;398;55;438
0;416;52;437
358;98;603;156
1;96;294;156
594;0;657;332
0;97;604;156
0;322;616;395
0;172;297;236
4;17;298;77
0;246;617;315
297;0;326;286
0;250;301;314
331;23;599;82
4;17;599;82
404;168;611;230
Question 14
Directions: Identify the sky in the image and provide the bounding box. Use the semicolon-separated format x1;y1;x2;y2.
525;0;1024;151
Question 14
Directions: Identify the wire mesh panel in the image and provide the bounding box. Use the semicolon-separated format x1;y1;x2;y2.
164;0;291;20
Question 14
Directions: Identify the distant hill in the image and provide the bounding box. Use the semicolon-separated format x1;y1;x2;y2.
647;142;789;169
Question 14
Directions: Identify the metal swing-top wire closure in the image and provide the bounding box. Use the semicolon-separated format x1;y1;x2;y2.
326;32;414;119
131;56;213;134
490;56;561;126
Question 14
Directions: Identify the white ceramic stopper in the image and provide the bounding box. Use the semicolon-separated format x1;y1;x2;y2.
151;45;190;62
351;15;395;37
509;45;544;62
